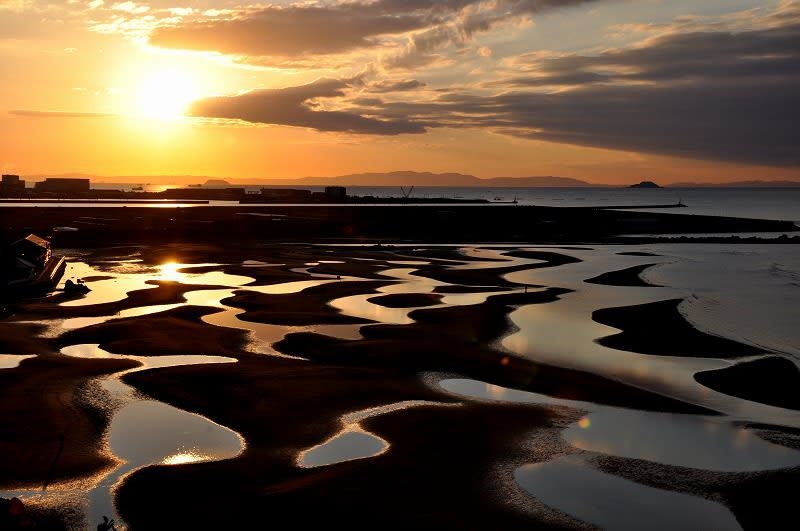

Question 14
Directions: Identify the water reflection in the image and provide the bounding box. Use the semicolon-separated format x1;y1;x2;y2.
50;263;363;352
298;428;388;468
451;247;544;270
59;261;252;307
0;344;245;530
440;378;800;472
500;246;800;427
515;457;741;531
646;245;800;359
330;267;533;325
6;246;796;527
297;401;453;469
0;354;34;369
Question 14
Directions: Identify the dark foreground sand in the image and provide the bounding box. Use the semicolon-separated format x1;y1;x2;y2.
593;298;765;357
695;357;800;410
0;355;137;486
584;263;661;287
593;454;800;531
0;243;796;530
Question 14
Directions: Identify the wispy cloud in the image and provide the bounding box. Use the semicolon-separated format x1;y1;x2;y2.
9;110;115;118
147;0;605;68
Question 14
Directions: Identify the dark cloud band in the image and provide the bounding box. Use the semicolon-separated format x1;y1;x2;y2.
188;18;800;166
189;79;425;135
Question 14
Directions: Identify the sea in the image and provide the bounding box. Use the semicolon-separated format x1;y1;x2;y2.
6;185;800;225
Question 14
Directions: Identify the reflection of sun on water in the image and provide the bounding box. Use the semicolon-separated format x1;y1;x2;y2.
159;261;186;282
162;451;209;466
136;68;201;120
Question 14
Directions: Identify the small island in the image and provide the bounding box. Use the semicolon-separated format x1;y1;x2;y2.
629;181;661;188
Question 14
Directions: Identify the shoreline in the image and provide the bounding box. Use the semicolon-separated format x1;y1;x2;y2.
1;205;796;250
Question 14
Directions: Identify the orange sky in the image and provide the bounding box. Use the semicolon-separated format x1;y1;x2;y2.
2;1;799;185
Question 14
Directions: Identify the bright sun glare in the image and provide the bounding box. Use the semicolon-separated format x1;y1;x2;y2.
159;261;186;282
136;69;200;120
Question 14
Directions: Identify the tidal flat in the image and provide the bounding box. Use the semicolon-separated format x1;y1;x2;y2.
1;242;799;530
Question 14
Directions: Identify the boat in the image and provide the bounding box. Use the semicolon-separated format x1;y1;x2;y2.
1;234;66;298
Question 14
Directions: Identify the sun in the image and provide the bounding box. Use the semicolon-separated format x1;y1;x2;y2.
135;68;201;120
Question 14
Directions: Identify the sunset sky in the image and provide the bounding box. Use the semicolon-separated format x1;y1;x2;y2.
1;0;798;184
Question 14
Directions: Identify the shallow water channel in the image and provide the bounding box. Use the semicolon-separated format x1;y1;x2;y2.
2;246;798;530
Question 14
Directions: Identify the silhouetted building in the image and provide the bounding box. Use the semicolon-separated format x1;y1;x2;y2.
325;186;347;201
161;187;246;200
34;178;90;194
258;188;312;202
0;174;26;195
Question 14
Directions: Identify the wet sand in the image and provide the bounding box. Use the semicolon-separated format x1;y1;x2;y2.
13;280;231;320
410;249;582;286
275;289;714;414
1;242;797;529
0;355;137;486
367;292;443;308
0;322;53;353
56;306;251;357
593;298;765;357
592;454;800;531
225;281;392;325
584;263;661;287
695;357;800;410
616;251;662;257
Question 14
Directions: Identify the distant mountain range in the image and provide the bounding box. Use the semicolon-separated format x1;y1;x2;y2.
251;172;599;187
20;172;800;188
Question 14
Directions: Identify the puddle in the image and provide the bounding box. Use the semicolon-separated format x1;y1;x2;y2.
500;246;800;428
297;401;452;468
385;260;430;265
298;428;388;468
646;244;800;360
331;267;530;325
59;262;253;307
184;288;363;355
242;260;285;267
247;279;339;294
6;247;796;526
0;354;35;369
440;378;800;472
450;248;544;270
0;345;243;530
61;303;184;330
42;268;363;354
515;457;741;531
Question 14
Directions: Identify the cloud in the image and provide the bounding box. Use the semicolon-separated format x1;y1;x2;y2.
369;80;427;93
0;1;31;11
149;3;433;57
9;110;115;118
364;18;800;166
148;0;603;65
188;78;425;135
499;20;800;87
486;79;800;166
182;3;800;166
382;0;599;69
